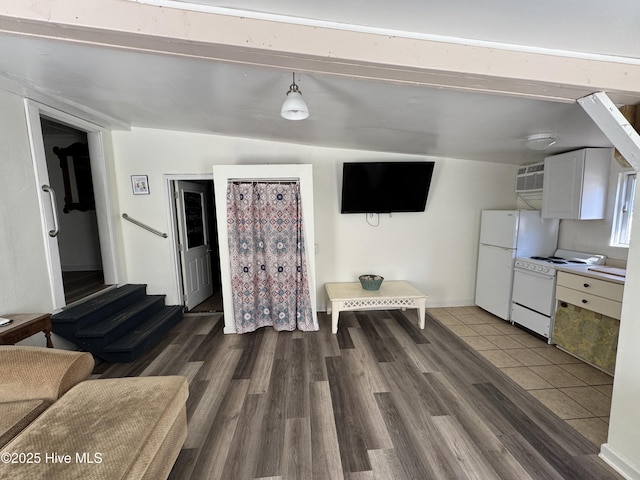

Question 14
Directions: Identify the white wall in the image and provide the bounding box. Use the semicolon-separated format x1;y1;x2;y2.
330;158;519;307
0;90;54;313
601;184;640;477
111;127;519;309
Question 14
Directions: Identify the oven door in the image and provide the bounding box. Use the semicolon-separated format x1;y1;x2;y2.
511;268;556;317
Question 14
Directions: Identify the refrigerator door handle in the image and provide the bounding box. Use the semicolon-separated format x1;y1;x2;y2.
480;244;514;252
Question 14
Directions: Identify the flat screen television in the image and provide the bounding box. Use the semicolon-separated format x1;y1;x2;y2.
341;161;435;214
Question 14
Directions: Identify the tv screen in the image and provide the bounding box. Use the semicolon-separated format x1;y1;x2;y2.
341;161;435;214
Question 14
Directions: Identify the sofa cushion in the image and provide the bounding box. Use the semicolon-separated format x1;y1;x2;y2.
0;346;94;402
0;400;51;448
0;376;188;480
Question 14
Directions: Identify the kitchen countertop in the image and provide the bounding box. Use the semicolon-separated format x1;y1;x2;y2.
556;264;626;285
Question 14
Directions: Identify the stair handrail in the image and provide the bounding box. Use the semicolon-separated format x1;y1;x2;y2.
122;213;168;238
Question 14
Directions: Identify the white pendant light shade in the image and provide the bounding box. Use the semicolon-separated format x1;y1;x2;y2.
281;73;309;120
281;91;309;120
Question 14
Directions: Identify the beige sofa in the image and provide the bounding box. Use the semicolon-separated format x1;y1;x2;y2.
0;346;188;480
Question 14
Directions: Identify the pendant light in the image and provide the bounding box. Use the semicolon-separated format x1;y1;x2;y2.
281;72;309;120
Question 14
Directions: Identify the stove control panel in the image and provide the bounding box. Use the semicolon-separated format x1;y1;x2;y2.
514;259;555;276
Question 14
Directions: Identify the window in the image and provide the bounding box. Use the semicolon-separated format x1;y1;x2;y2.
611;171;636;247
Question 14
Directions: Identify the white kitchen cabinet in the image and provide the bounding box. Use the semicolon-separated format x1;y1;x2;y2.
555;271;623;320
542;148;611;219
553;270;623;375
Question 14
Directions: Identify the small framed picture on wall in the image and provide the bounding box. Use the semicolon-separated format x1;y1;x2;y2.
131;175;150;195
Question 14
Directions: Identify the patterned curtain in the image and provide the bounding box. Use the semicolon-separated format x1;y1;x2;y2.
226;181;317;333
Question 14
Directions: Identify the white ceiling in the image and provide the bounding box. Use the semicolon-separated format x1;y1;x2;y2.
2;0;640;164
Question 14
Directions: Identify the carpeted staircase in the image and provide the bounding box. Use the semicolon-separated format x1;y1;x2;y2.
52;284;183;363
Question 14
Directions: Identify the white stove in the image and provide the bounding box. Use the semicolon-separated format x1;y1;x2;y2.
514;249;606;277
511;249;606;341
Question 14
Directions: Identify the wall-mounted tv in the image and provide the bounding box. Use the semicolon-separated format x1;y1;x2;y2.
341;161;435;214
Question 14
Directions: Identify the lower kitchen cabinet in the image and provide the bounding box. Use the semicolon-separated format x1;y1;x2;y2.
553;302;619;375
553;270;623;375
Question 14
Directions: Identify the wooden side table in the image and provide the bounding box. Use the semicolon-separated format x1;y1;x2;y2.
325;280;427;334
0;313;53;348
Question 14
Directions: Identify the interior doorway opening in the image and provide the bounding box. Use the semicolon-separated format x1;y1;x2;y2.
171;178;222;313
40;117;109;304
212;164;317;334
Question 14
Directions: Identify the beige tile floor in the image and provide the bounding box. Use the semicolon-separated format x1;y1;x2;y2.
428;306;613;446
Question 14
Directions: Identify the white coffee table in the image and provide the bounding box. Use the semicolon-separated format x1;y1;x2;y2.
325;280;427;334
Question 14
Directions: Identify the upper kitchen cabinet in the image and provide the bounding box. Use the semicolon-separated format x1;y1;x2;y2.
542;148;612;220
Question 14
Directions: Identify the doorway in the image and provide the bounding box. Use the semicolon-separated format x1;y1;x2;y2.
26;100;121;311
212;164;317;334
171;179;222;312
40;118;107;304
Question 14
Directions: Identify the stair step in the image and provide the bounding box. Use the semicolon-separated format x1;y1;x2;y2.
52;284;147;338
100;306;183;363
74;296;166;350
50;283;183;363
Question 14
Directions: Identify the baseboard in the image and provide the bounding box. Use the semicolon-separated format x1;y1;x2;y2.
425;300;476;308
600;443;640;480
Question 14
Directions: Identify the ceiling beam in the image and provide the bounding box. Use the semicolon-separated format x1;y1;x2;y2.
2;0;640;104
579;92;640;170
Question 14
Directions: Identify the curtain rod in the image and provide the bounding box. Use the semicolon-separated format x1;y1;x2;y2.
228;178;299;184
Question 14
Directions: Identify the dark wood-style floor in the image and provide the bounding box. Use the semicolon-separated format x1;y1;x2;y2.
95;309;622;480
189;288;223;313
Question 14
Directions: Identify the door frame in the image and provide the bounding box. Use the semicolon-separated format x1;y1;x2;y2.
212;164;317;334
25;99;122;311
175;179;214;310
165;173;214;310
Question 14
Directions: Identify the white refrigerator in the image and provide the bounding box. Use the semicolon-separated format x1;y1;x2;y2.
474;210;558;321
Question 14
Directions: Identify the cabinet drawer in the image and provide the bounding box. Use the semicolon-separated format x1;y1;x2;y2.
556;285;622;319
556;272;624;302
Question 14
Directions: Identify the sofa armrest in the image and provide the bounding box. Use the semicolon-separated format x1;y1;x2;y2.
0;346;94;402
0;376;188;480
